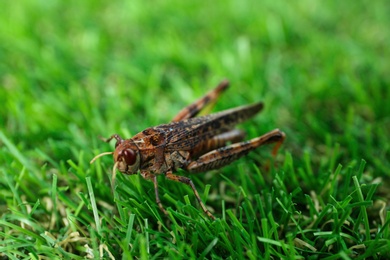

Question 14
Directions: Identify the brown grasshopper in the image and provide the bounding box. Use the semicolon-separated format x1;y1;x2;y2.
90;80;285;219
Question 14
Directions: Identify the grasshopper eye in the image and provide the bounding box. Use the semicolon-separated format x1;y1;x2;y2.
120;149;137;165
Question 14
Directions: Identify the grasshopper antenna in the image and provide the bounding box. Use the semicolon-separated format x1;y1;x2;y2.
90;134;124;164
90;151;114;164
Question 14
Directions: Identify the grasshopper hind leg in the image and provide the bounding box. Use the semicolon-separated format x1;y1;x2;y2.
190;129;246;158
186;129;285;173
171;80;229;122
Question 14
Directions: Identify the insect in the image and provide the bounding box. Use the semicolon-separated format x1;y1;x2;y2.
90;80;285;219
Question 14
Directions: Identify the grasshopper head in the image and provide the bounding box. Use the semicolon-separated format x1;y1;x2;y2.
114;141;141;175
90;134;141;191
90;134;141;175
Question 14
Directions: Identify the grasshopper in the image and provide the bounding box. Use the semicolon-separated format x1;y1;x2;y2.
91;80;285;219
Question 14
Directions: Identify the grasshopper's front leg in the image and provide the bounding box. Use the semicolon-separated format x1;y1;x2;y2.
165;171;215;220
186;129;285;173
141;170;215;219
141;171;168;216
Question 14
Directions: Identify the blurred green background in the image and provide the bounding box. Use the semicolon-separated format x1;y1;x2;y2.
1;1;388;167
1;0;389;258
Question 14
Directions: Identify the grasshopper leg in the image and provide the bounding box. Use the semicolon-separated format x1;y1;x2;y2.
165;171;216;220
191;129;246;158
186;129;285;173
171;80;229;122
141;171;168;216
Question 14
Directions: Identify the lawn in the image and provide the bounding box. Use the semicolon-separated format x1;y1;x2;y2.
1;0;390;259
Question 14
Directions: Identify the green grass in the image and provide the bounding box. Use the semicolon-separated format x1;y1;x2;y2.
1;0;390;258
